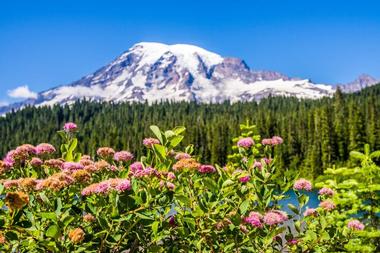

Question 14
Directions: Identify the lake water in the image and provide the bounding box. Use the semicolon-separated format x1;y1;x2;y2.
279;190;320;213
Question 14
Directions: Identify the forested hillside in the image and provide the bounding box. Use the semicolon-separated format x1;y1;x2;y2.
1;85;379;177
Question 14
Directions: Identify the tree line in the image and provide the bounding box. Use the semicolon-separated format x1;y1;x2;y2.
1;84;379;178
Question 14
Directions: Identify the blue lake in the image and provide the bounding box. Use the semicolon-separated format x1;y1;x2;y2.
279;190;320;213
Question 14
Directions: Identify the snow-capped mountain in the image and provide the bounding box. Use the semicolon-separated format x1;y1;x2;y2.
338;74;379;93
0;42;377;114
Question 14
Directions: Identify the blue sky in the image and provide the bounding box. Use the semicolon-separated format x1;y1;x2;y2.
1;0;380;104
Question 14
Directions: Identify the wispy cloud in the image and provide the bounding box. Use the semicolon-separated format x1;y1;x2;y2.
7;85;38;99
0;101;8;107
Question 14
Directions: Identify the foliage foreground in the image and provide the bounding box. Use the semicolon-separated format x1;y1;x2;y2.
0;122;379;252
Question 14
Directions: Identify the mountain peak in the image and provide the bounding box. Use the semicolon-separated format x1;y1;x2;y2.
339;73;378;92
2;42;363;115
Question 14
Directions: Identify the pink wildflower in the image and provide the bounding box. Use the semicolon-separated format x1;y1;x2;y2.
167;172;176;181
244;212;263;228
261;138;273;145
347;220;365;231
35;143;56;155
143;138;160;148
97;147;115;158
63;162;84;172
239;175;250;183
262;136;283;146
115;179;131;192
253;161;263;170
30;157;43;167
318;187;334;196
14;144;36;160
44;159;64;169
319;200;336;211
2;179;20;189
237;137;254;148
263;210;288;226
114;151;134;162
271;136;283;145
175;152;191;160
263;158;272;165
63;122;77;132
198;165;216;174
287;239;299;245
130;162;143;175
293;178;312;191
166;182;176;191
133;167;160;178
4;151;16;167
303;208;317;217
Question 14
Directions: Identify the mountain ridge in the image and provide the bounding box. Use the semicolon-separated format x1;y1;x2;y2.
1;42;378;114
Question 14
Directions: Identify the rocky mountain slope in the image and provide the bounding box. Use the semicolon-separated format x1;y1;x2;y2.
1;42;378;114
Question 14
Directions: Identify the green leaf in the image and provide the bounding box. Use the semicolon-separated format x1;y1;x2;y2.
40;212;57;221
203;177;218;192
62;216;75;228
5;231;18;241
57;130;67;141
152;221;159;236
350;151;365;160
135;213;154;220
239;199;250;215
224;243;236;251
185;144;194;155
176;194;190;206
173;126;186;135
370;150;380;159
150;125;163;143
164;130;176;139
287;204;299;215
74;153;82;162
222;179;235;188
69;138;78;153
170;136;184;148
46;224;60;238
153;144;166;160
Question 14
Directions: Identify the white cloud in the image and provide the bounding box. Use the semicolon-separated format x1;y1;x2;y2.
0;101;8;107
7;85;38;99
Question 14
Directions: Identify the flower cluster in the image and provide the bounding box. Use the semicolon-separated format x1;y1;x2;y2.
68;228;85;244
114;151;134;162
244;210;288;228
5;191;29;210
30;157;43;167
293;178;312;191
318;187;334;196
81;178;131;196
347;220;365;231
143;138;160;148
173;158;200;171
244;212;263;228
38;172;75;191
303;208;318;217
261;136;283;146
174;152;191;160
319;200;336;211
96;147;115;158
198;165;216;174
35;143;56;155
237;137;254;148
132;166;160;178
263;210;288;226
63;122;78;132
63;162;84;172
